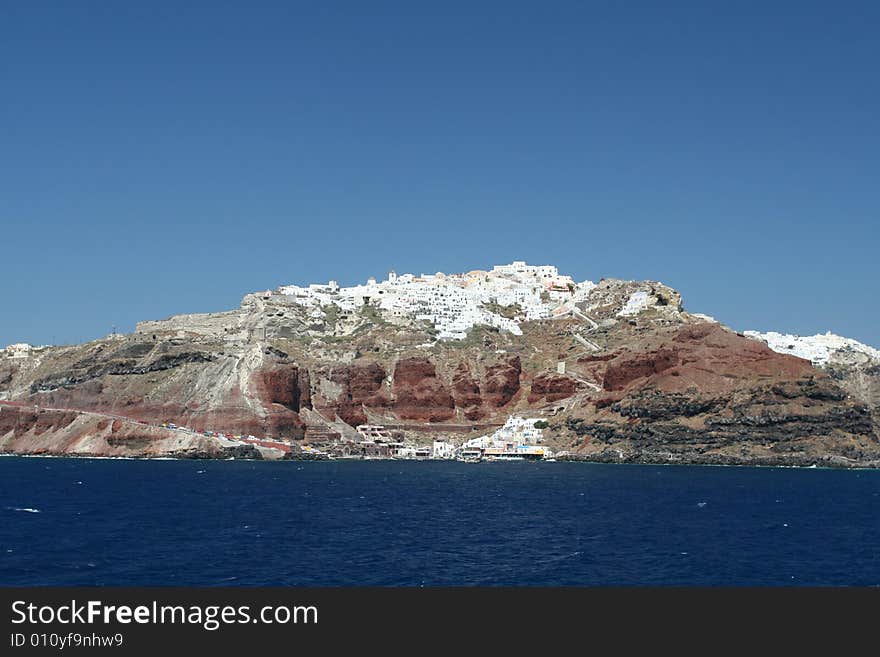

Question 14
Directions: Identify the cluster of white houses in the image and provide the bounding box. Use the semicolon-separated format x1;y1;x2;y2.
326;424;456;460
2;343;47;359
743;330;880;367
458;416;551;461
336;416;552;461
275;261;597;340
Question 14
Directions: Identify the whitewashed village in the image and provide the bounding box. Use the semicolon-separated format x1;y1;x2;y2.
335;416;552;462
275;260;600;340
146;415;554;463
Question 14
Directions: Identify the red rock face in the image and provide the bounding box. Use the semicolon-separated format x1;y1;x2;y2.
600;323;816;396
255;365;311;438
23;374;309;440
392;357;455;422
313;362;391;426
0;404;263;458
482;356;522;408
452;362;484;420
0;407;82;454
528;372;578;403
263;410;306;439
258;365;311;411
8;348;561;442
347;363;389;405
563;323;880;466
0;407;38;436
603;348;678;392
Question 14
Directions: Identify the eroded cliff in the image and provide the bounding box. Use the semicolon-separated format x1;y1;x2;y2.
2;274;878;465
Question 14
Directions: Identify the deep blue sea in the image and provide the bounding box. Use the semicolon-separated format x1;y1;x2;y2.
1;457;878;586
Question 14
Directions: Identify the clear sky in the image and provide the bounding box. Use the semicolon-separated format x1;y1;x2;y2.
2;1;878;348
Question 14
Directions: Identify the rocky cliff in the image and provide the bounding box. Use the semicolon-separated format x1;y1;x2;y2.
2;272;878;466
0;403;264;459
559;322;879;467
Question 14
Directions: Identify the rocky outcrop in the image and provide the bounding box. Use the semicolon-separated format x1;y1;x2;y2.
824;356;880;436
580;278;683;320
0;404;265;459
254;365;311;438
482;356;522;408
30;351;214;393
528;372;578;403
392;357;455;422
555;323;880;466
312;362;391;426
451;362;484;420
258;365;311;412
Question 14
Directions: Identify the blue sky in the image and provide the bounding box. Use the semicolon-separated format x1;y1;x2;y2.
2;1;878;347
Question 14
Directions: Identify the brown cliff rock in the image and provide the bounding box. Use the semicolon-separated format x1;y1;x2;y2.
560;323;880;466
392;357;455;422
258;365;311;412
312;362;391;426
528;372;579;403
451;362;484;420
0;404;263;459
483;356;522;408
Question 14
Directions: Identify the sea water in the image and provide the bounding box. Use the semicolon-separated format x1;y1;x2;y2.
1;457;878;586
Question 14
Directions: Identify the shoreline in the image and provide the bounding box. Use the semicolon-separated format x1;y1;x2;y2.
2;451;878;471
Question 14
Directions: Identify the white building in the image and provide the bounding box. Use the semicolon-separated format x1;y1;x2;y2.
356;424;394;443
744;330;880;367
276;262;596;341
432;439;456;459
618;291;651;316
4;343;34;359
463;416;546;450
